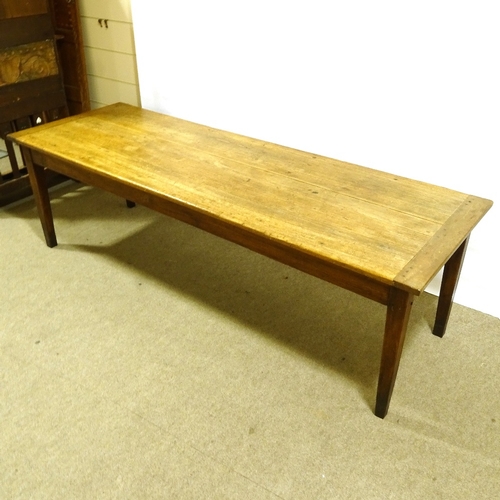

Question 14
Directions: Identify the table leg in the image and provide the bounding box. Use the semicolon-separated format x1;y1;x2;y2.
375;287;414;418
433;237;469;338
23;148;58;248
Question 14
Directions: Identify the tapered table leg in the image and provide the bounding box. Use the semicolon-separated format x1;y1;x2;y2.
375;287;414;418
23;148;58;248
433;237;469;338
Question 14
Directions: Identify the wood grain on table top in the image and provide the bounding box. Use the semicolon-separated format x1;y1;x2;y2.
12;103;492;294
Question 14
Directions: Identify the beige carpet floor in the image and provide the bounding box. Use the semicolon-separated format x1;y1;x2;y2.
1;182;499;499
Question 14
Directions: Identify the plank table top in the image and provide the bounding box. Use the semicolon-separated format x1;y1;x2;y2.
10;103;493;418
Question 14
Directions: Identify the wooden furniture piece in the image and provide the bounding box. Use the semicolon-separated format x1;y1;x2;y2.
10;103;493;418
0;12;68;205
0;0;88;207
50;0;89;116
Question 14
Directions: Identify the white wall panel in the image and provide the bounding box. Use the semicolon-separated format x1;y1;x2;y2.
79;0;132;23
88;75;140;109
81;17;135;54
80;0;139;108
84;47;138;85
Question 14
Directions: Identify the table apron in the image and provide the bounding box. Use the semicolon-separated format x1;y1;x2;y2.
31;149;392;306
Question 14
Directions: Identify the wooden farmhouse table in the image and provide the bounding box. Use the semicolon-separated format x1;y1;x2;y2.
10;103;492;418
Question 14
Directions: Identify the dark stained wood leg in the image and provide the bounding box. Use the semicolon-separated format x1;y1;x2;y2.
23;147;58;248
432;237;469;338
375;287;414;418
5;138;21;178
126;199;136;208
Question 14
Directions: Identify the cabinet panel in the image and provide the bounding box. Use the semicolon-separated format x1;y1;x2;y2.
0;4;70;206
0;0;48;19
51;0;90;114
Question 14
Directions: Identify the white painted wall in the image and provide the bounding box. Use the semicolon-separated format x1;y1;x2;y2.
130;1;499;318
80;0;140;109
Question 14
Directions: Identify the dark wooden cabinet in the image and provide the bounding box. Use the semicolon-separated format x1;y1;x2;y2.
51;0;89;115
0;0;48;18
0;0;89;206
